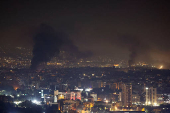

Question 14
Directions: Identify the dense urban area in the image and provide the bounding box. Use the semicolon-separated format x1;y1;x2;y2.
0;46;170;113
1;0;170;113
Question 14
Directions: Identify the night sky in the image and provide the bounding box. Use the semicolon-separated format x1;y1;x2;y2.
0;0;170;68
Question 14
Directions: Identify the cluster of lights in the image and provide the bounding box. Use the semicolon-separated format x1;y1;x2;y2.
32;100;41;105
14;101;22;105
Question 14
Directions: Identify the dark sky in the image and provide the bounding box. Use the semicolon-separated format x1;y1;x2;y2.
0;0;170;67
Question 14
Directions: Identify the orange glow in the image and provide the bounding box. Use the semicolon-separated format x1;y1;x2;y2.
159;65;163;69
114;64;119;67
142;63;148;66
14;87;18;90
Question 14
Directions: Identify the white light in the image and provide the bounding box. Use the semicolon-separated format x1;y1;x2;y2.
14;101;22;105
146;87;148;89
153;103;158;106
32;100;41;105
85;99;88;101
32;100;37;103
85;88;92;92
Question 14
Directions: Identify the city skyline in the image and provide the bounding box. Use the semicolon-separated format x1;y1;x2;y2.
0;0;170;113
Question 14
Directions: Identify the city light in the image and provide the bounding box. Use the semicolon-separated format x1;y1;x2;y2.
0;1;170;113
14;101;22;105
32;100;41;105
148;101;151;105
153;103;158;106
85;88;92;92
159;65;163;69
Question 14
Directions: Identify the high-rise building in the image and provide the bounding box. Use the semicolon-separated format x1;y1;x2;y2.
132;94;140;105
41;90;44;98
121;83;132;107
54;90;58;102
145;87;157;106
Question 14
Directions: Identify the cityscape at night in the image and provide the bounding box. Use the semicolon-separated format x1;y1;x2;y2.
0;0;170;113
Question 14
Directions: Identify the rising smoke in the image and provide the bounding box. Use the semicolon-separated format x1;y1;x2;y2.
116;35;150;67
31;24;92;70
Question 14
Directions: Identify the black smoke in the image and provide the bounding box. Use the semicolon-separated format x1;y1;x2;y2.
115;35;150;67
31;24;63;69
61;38;93;59
31;24;92;70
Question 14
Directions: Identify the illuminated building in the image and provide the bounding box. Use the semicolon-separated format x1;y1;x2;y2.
101;81;106;87
58;94;65;100
41;90;44;98
90;93;97;101
71;92;75;100
157;94;164;105
146;87;157;106
54;90;58;102
70;91;81;100
132;94;140;105
57;91;81;100
121;83;132;107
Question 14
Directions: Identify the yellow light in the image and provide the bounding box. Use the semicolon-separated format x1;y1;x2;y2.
153;103;158;106
115;106;117;111
148;101;151;104
114;64;119;67
159;65;163;69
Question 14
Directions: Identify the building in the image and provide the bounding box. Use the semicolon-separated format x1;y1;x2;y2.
0;95;13;103
145;87;157;106
132;94;140;105
121;83;132;107
90;93;97;101
54;90;58;102
117;82;123;90
56;90;81;101
101;81;106;87
110;83;118;90
157;94;164;105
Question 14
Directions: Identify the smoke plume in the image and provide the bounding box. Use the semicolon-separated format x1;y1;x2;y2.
30;24;63;69
31;24;92;69
115;35;150;67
